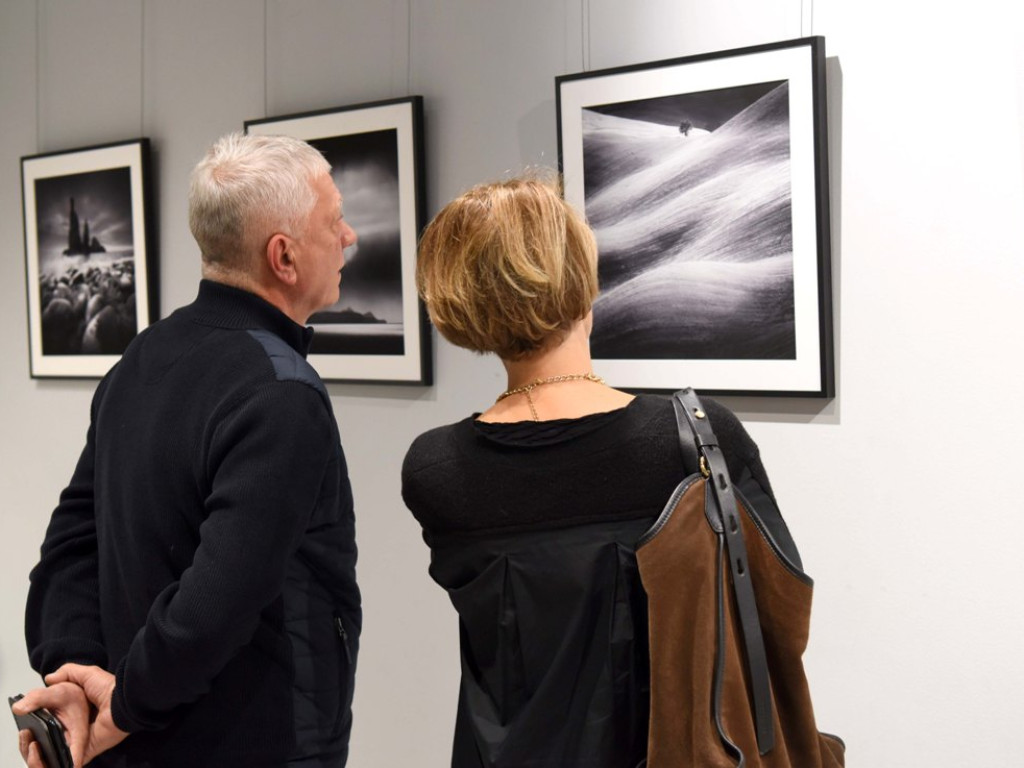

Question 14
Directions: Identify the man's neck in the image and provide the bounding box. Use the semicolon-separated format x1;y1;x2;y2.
202;266;306;325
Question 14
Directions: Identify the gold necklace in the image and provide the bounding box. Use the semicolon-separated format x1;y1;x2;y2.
496;372;607;422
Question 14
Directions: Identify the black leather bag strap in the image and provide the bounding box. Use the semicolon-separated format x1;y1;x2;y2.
670;395;700;477
672;388;776;756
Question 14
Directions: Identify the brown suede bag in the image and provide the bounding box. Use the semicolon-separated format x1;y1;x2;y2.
636;389;844;767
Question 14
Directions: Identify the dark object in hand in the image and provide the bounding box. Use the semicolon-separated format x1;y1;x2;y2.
9;694;74;768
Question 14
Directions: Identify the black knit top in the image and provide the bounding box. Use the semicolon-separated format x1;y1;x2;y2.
402;394;797;767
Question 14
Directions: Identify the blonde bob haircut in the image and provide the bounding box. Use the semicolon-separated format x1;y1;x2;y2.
417;175;598;361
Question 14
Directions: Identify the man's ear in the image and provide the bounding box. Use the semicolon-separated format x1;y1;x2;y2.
266;233;298;286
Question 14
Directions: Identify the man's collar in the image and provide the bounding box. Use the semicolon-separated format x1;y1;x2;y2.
192;279;314;356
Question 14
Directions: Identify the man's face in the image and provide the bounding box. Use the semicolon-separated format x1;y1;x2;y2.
294;172;357;318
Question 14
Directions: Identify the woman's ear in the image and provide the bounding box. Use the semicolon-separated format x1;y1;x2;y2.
266;233;298;286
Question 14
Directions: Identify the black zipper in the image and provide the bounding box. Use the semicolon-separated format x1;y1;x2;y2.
334;616;353;664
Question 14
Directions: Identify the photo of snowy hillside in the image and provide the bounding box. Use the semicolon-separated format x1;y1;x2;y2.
558;38;833;395
583;80;796;361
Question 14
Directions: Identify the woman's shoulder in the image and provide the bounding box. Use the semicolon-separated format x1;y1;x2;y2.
402;419;474;532
700;396;747;438
628;392;741;431
403;417;473;475
631;392;759;474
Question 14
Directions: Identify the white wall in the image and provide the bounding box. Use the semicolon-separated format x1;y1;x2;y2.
1;1;1022;765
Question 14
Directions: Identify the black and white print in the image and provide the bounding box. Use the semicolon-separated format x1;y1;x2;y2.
245;96;430;384
583;81;795;361
22;139;154;378
558;38;833;395
33;167;139;356
308;129;404;356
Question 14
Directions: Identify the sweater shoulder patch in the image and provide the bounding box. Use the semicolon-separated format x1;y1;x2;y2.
247;329;328;403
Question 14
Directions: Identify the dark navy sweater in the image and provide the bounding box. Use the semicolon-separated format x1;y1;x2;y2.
26;280;361;767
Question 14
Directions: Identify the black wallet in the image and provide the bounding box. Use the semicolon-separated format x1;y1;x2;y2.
9;694;74;768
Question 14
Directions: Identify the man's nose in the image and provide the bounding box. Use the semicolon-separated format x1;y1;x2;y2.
342;222;357;247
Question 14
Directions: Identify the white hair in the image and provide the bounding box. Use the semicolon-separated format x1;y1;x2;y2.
188;132;331;269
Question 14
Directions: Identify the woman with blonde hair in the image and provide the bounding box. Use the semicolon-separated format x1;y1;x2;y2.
402;175;798;768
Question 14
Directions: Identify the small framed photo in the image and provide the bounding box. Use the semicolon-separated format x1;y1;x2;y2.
246;96;431;385
557;37;833;397
21;139;157;378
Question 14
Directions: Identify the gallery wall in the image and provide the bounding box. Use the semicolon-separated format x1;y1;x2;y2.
1;1;1022;765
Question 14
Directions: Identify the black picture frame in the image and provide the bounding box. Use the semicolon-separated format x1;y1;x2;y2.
557;36;833;397
21;138;158;379
245;96;431;386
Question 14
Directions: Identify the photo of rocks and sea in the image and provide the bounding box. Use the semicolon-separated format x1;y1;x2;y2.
307;129;405;356
582;80;797;361
33;166;138;356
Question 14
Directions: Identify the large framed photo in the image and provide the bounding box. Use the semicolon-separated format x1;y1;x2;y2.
246;96;431;385
22;139;157;378
557;36;833;397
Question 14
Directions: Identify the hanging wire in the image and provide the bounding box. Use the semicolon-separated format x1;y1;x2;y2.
35;0;41;150
263;0;269;116
139;0;145;136
581;0;591;72
406;0;412;95
580;0;585;70
801;0;815;36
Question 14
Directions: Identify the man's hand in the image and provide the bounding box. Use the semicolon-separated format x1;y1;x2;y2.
13;680;89;767
17;664;130;766
45;664;129;765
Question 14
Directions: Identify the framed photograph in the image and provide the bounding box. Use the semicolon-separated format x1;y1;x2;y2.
246;96;431;385
22;139;157;379
557;36;833;397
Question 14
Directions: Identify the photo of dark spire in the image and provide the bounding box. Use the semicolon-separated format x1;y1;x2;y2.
32;166;138;356
64;197;108;256
35;166;133;265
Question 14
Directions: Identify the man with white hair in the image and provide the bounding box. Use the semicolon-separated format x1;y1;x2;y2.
15;132;362;768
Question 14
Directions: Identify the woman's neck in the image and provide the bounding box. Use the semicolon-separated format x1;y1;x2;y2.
478;322;634;423
502;324;594;388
